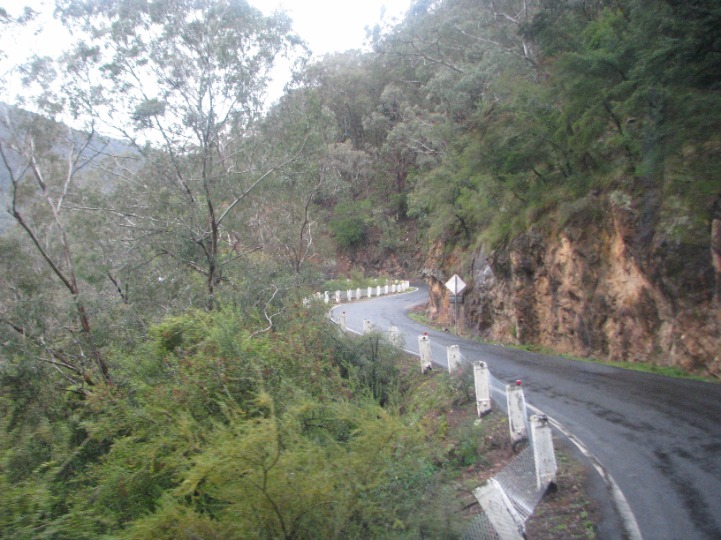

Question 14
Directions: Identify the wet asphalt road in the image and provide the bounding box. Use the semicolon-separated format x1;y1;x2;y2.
330;286;721;540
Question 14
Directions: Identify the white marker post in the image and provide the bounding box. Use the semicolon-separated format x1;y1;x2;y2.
473;479;525;540
363;319;374;334
530;415;557;490
474;361;492;417
388;325;403;348
347;289;353;302
339;311;347;332
419;333;432;373
507;380;527;445
447;345;463;374
324;291;330;304
356;288;362;299
335;290;341;303
367;286;373;298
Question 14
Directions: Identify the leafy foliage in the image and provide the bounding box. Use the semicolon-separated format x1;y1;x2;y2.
2;0;721;534
0;307;470;538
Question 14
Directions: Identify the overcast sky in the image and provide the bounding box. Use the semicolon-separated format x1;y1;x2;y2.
1;0;409;59
250;0;409;56
1;0;410;105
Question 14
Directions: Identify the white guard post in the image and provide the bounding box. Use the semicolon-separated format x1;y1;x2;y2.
335;290;341;303
363;319;374;334
474;361;492;417
339;311;347;332
473;479;525;540
419;333;432;373
388;325;403;348
530;415;557;490
506;380;527;444
367;286;373;298
447;345;463;373
324;291;330;304
356;288;362;299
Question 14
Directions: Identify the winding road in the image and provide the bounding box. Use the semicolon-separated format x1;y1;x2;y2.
330;286;721;540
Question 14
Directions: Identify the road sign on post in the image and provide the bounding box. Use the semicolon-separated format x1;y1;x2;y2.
445;274;467;296
444;274;466;335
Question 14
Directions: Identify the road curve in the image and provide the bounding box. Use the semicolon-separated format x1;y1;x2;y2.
330;286;721;540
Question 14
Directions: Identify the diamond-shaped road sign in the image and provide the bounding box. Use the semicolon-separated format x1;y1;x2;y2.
445;274;467;296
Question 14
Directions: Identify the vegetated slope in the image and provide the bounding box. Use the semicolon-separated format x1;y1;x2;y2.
304;0;721;376
2;305;551;538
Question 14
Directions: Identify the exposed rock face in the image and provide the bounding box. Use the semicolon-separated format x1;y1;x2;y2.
425;194;721;378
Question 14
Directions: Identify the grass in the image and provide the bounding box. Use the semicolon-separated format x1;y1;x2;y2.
496;340;718;383
408;310;465;336
409;304;718;384
568;356;718;383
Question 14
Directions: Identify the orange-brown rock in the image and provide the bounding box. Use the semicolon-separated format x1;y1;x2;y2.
424;193;721;378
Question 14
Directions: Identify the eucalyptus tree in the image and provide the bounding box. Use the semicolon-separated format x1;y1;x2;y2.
249;87;343;277
58;0;307;309
0;105;114;385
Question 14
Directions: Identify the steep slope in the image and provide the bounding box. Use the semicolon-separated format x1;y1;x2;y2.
423;191;721;377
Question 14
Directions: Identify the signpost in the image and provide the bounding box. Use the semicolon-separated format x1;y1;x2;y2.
445;274;466;335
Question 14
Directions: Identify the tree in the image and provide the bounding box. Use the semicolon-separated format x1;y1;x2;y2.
58;0;307;308
251;88;341;276
0;106;113;384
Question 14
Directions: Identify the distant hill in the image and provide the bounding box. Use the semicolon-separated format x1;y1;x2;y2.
0;102;140;233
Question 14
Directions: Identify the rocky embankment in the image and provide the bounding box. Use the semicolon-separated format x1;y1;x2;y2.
423;192;721;378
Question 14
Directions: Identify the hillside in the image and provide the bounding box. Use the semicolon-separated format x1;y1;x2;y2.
1;0;721;535
0;102;140;233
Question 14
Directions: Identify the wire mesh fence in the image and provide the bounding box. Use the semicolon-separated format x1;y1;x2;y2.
462;372;557;539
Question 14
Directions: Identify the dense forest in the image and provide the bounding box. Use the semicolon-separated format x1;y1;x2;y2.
1;0;720;536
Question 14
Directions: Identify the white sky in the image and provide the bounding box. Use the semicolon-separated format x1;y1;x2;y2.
251;0;409;57
0;0;410;63
1;0;409;105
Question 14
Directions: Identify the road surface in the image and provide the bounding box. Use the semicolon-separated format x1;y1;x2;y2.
330;286;721;540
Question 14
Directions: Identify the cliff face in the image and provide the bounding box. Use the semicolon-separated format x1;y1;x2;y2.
424;193;721;378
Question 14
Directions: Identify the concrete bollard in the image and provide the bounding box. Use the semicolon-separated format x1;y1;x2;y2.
339;311;347;332
356;288;362;299
368;286;373;298
347;289;353;301
391;283;396;293
530;415;557;490
388;325;403;348
335;290;341;303
385;284;389;294
474;361;492;417
447;345;463;373
419;333;432;373
376;285;381;296
473;479;525;540
363;319;374;334
324;291;330;304
507;381;527;445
